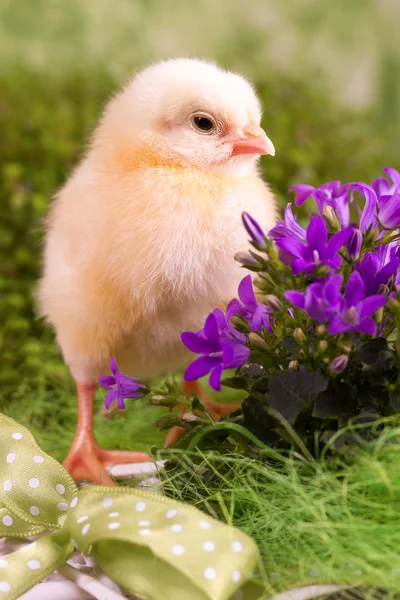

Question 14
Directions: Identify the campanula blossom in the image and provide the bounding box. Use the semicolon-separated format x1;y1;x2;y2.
328;272;386;336
99;357;147;410
274;216;352;275
182;309;250;391
289;180;350;227
269;204;306;241
285;275;342;323
227;275;272;332
357;249;400;295
346;228;363;260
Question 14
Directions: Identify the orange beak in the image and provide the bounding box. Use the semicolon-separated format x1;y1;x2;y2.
230;124;275;157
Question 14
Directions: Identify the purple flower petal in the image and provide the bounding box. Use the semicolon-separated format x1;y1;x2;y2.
356;318;377;336
353;183;378;231
324;274;343;304
209;364;224;391
226;341;250;368
251;304;270;331
378;191;400;229
383;167;400;188
184;356;220;381
306;216;327;253
284;290;306;310
181;332;217;354
326;227;352;257
283;203;306;239
110;357;118;376
226;298;242;320
329;315;350;335
104;389;119;409
359;295;386;318
345;272;365;307
238;275;256;306
99;375;116;390
275;236;306;259
289;184;316;206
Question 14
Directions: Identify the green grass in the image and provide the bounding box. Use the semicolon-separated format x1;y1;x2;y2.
0;374;246;461
159;422;400;596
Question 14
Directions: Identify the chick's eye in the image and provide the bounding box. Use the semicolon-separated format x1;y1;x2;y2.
191;114;215;133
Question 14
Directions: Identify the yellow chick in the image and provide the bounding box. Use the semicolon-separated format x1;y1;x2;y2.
39;58;277;484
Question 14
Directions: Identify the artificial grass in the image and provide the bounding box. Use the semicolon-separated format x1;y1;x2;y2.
159;421;400;598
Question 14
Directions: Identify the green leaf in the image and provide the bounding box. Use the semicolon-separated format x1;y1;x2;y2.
268;367;327;425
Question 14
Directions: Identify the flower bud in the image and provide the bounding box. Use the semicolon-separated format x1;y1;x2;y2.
242;212;265;247
288;360;299;370
182;413;199;422
329;354;349;374
375;306;384;324
149;395;176;407
316;324;327;337
346;228;362;260
339;343;353;354
234;252;262;269
293;328;307;347
263;294;283;312
248;332;268;349
318;340;328;353
323;205;341;232
388;298;400;313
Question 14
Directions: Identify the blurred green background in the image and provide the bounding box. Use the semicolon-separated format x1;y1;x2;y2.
0;0;399;450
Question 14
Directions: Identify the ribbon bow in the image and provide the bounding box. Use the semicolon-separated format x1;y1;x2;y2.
0;414;262;600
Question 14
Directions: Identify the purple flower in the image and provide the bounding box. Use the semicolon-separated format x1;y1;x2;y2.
329;272;386;336
269;204;306;241
290;181;350;227
99;357;147;410
182;309;250;391
357;248;400;295
378;190;400;229
242;212;265;246
285;275;342;323
346;228;362;260
352;171;400;231
227;275;272;332
371;167;400;198
274;216;352;275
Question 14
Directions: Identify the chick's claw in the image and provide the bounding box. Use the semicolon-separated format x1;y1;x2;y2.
63;437;150;486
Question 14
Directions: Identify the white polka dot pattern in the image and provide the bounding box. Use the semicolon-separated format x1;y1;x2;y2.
27;560;41;571
0;582;10;592
6;453;15;463
28;478;39;489
204;567;217;581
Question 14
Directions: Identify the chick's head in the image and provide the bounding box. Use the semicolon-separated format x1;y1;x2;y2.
102;58;275;173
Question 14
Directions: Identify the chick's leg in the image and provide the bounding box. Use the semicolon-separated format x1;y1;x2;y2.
163;380;241;448
63;382;150;485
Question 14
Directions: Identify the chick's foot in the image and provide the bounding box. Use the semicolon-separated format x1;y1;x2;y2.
63;382;150;485
63;434;150;486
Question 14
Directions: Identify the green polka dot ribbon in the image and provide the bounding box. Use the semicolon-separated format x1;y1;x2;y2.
0;414;262;600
